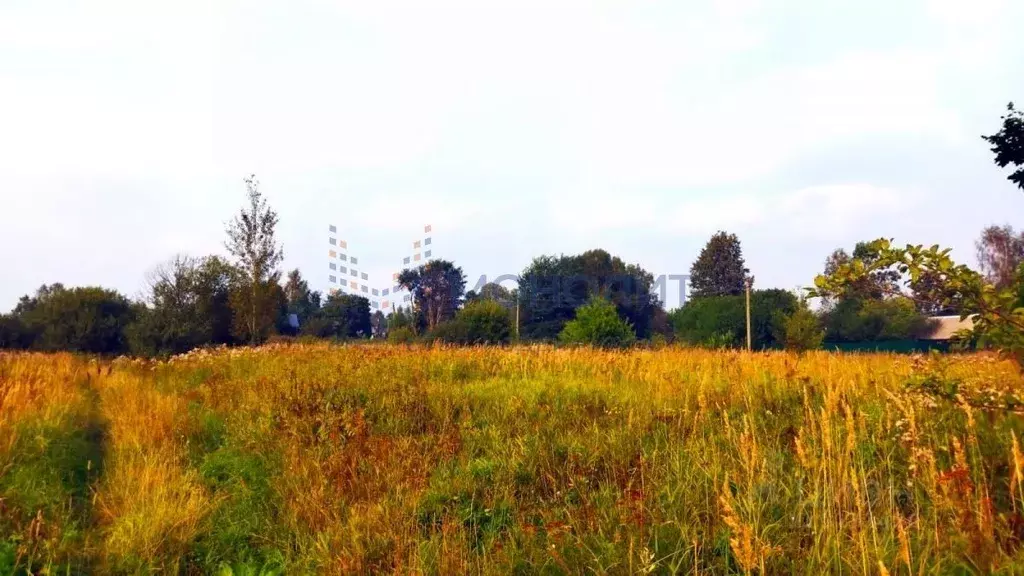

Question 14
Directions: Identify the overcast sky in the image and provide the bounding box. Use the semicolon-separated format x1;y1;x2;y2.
2;0;1023;310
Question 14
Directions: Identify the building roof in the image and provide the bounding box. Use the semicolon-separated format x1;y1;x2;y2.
920;315;975;340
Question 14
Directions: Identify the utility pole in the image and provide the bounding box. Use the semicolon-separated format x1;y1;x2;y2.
745;276;754;351
515;298;520;341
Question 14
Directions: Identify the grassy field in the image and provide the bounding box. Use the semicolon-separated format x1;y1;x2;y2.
3;345;1024;574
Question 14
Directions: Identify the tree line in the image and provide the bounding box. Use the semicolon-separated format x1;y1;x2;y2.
2;103;1024;355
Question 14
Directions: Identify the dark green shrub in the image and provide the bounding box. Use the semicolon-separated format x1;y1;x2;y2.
11;284;135;354
0;314;31;349
317;294;372;339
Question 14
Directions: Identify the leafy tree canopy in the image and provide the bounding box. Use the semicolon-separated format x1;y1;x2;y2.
225;174;284;344
284;269;321;325
466;282;515;309
398;260;466;330
819;296;930;343
371;310;387;339
319;293;372;339
688;231;748;298
127;255;236;356
430;299;512;345
10;284;135;354
779;300;824;352
976;224;1024;290
669;289;797;349
982;102;1024;191
822;243;901;303
518;249;659;341
229;273;287;344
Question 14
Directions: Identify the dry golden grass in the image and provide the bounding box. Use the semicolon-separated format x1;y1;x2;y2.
3;344;1024;574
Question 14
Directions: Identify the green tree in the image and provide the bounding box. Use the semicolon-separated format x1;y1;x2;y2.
819;296;929;342
458;300;511;344
669;289;797;349
430;300;512;345
778;300;824;352
817;242;929;341
822;243;901;303
976;224;1024;290
10;284;135;354
127;255;236;356
398;260;466;331
559;297;636;348
388;306;415;332
225;174;284;344
518;249;659;341
466;282;515;309
284;269;321;319
228;274;287;344
319;293;372;338
0;314;31;349
982;102;1024;191
669;296;742;348
910;267;962;315
688;231;748;298
371;310;387;339
650;305;673;342
386;307;418;343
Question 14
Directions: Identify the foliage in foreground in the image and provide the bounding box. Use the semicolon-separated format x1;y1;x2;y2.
982;101;1024;192
812;238;1024;363
5;345;1024;573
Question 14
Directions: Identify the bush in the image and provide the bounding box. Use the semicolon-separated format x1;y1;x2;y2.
388;326;417;344
704;330;736;349
299;316;336;339
426;320;466;344
457;300;512;345
779;304;824;352
558;297;635;348
427;301;513;345
649;333;669;349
